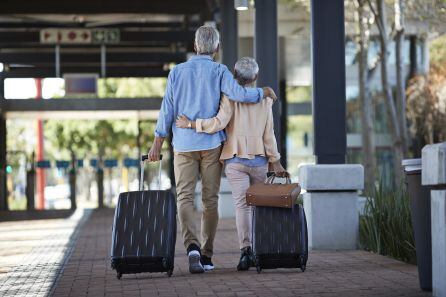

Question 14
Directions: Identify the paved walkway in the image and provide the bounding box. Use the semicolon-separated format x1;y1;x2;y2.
0;208;431;297
44;209;429;297
0;209;90;297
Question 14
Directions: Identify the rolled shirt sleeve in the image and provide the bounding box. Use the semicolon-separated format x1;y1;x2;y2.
155;70;175;138
196;96;234;134
220;66;263;103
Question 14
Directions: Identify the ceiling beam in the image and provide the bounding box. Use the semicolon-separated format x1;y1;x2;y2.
1;98;164;120
2;98;163;112
0;52;186;64
1;67;170;78
0;21;199;29
0;0;207;14
0;44;176;49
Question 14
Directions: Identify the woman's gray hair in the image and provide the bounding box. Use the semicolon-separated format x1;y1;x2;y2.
234;57;259;81
195;26;220;55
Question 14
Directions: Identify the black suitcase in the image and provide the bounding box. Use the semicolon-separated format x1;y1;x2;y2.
252;204;308;273
111;155;177;279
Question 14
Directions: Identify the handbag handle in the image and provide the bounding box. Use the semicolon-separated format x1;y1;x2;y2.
266;172;291;184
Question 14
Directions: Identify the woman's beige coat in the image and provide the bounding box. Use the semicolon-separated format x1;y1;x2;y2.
195;95;280;163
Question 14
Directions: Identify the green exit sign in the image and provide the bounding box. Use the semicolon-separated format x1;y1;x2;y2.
92;29;120;44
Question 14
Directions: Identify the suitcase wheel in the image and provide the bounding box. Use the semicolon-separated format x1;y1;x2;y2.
167;269;173;277
254;256;261;273
299;255;306;272
117;272;122;280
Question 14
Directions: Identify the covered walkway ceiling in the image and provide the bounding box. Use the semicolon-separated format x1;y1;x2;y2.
1;0;211;14
0;0;216;78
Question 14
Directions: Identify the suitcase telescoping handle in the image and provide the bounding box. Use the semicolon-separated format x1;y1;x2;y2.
140;154;163;191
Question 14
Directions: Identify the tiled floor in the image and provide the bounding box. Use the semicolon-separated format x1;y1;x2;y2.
42;209;430;297
0;209;90;297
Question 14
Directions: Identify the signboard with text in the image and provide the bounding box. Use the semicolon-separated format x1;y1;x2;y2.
40;29;120;44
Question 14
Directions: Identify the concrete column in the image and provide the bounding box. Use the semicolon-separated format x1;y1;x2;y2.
422;142;446;297
220;0;238;69
299;164;364;249
254;0;281;152
310;0;346;164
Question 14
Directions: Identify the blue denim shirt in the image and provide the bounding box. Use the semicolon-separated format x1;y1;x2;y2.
155;55;264;152
225;156;268;167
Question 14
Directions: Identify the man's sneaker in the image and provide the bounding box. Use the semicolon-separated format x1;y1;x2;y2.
201;255;215;271
188;250;205;274
237;246;253;271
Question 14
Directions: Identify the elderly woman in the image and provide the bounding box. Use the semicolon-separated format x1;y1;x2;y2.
176;57;286;271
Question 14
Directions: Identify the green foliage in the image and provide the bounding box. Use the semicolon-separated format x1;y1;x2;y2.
359;181;416;264
430;34;446;64
287;115;312;147
98;78;167;98
406;35;446;147
44;119;156;160
286;86;312;103
8;196;26;211
43;77;164;160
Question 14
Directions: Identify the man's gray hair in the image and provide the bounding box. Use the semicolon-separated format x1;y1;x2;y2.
234;57;259;81
195;26;220;54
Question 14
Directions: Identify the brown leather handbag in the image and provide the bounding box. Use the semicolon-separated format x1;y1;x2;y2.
246;173;301;208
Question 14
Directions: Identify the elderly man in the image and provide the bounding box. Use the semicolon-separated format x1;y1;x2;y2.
147;26;276;274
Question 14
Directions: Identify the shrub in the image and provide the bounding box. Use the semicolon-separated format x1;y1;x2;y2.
359;181;416;264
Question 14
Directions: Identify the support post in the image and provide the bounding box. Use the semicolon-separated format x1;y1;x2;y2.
97;167;104;208
254;0;280;152
69;153;76;210
26;169;36;210
55;45;60;78
422;142;446;297
310;0;346;164
279;79;287;168
408;35;418;80
0;75;7;211
220;0;238;69
0;113;7;211
26;152;35;210
35;78;46;209
101;44;106;78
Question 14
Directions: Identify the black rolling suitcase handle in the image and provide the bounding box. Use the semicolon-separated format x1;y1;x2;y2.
140;154;163;191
